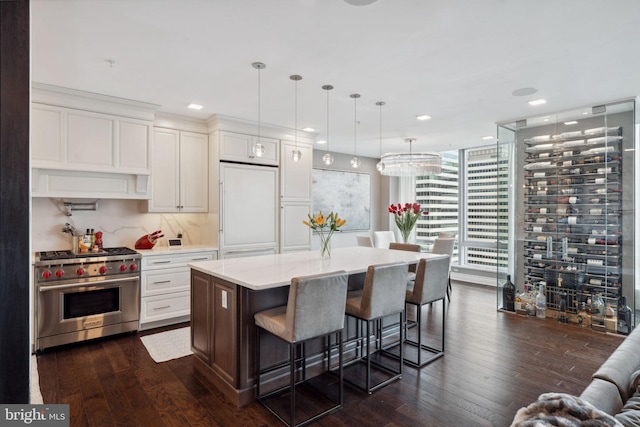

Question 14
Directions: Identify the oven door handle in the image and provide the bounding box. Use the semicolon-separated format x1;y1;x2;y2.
38;276;137;292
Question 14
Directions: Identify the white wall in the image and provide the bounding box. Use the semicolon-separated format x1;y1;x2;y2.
311;150;390;249
31;198;214;252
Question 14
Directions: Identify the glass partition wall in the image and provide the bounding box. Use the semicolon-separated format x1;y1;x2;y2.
497;99;637;335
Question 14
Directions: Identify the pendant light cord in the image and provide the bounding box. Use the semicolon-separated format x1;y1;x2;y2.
350;93;360;157
377;101;385;157
257;66;261;141
289;75;302;161
353;96;357;156
326;87;330;152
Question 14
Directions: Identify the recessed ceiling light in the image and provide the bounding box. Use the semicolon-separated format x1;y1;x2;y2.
528;99;547;106
481;135;494;140
416;114;432;121
316;140;327;144
564;121;578;125
582;111;589;115
512;87;538;96
188;103;203;110
302;127;315;132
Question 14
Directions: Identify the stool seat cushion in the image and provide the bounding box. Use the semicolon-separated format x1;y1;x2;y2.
345;290;364;318
255;306;288;340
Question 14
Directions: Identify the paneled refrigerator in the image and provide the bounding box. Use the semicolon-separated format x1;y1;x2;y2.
218;162;279;259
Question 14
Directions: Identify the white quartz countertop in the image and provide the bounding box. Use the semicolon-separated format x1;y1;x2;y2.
136;245;217;256
188;246;448;291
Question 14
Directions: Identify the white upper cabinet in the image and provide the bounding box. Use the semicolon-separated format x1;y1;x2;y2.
148;128;208;213
280;140;312;201
219;131;279;166
32;104;152;174
31;84;158;199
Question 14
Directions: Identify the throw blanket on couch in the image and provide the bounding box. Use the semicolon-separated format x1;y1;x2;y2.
511;392;623;427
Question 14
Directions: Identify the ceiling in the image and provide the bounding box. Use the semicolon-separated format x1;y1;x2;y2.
31;0;640;159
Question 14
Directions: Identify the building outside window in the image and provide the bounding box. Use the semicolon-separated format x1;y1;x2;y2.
409;145;509;272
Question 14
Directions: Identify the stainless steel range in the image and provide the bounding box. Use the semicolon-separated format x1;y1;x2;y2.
34;247;141;351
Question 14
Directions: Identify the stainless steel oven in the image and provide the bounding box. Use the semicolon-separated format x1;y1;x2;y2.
35;247;141;351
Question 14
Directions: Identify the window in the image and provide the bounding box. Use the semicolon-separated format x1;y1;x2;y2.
408;145;508;270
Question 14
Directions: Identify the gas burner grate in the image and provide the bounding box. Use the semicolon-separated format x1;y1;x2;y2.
38;250;75;260
103;247;139;256
37;247;139;261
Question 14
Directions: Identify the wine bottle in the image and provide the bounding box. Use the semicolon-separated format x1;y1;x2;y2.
557;196;581;204
560;177;584;185
536;284;546;319
617;296;632;335
560;187;582;195
502;275;515;312
558;167;583;176
591;293;605;326
558;292;568;323
592;188;621;195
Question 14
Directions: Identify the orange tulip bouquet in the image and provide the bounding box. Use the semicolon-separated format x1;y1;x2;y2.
303;211;346;258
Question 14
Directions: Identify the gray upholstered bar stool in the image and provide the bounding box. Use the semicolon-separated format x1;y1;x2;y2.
404;256;450;368
341;261;408;394
431;237;455;301
254;270;349;427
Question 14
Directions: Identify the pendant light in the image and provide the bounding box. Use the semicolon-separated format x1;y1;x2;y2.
375;101;385;173
350;93;361;168
322;84;334;166
252;62;266;157
378;138;442;176
290;74;302;162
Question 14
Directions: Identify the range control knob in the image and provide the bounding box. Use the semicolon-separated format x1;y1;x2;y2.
99;265;108;274
129;263;137;271
41;270;52;279
119;264;127;272
76;268;85;276
55;269;64;278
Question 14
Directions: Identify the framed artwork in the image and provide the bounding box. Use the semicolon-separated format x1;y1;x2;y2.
312;169;370;231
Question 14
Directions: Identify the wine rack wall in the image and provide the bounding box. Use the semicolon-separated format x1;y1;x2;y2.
523;126;623;329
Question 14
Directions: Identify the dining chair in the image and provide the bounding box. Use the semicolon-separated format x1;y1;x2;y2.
255;270;349;427
404;256;450;368
438;232;456;239
431;237;455;301
388;242;421;277
373;231;396;249
340;262;408;394
356;235;373;247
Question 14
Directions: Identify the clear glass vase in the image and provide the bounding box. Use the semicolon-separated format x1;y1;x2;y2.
399;228;412;244
319;232;332;259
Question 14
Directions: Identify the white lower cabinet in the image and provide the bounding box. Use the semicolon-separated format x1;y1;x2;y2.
140;290;191;326
139;249;216;330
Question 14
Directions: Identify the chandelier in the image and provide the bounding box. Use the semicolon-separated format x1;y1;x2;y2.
378;138;442;176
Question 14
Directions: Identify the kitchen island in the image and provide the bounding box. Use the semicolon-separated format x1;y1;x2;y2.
188;246;447;406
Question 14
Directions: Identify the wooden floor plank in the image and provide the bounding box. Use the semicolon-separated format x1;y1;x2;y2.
36;282;622;427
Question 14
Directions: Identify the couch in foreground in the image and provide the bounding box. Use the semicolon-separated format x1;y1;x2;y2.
512;325;640;426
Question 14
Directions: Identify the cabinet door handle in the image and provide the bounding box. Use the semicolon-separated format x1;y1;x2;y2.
219;181;224;232
153;305;171;310
151;260;171;265
190;257;209;261
152;280;171;284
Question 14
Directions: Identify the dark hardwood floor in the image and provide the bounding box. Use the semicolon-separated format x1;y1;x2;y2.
36;282;623;427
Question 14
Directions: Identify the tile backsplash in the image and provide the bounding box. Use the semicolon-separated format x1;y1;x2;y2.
32;198;217;252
